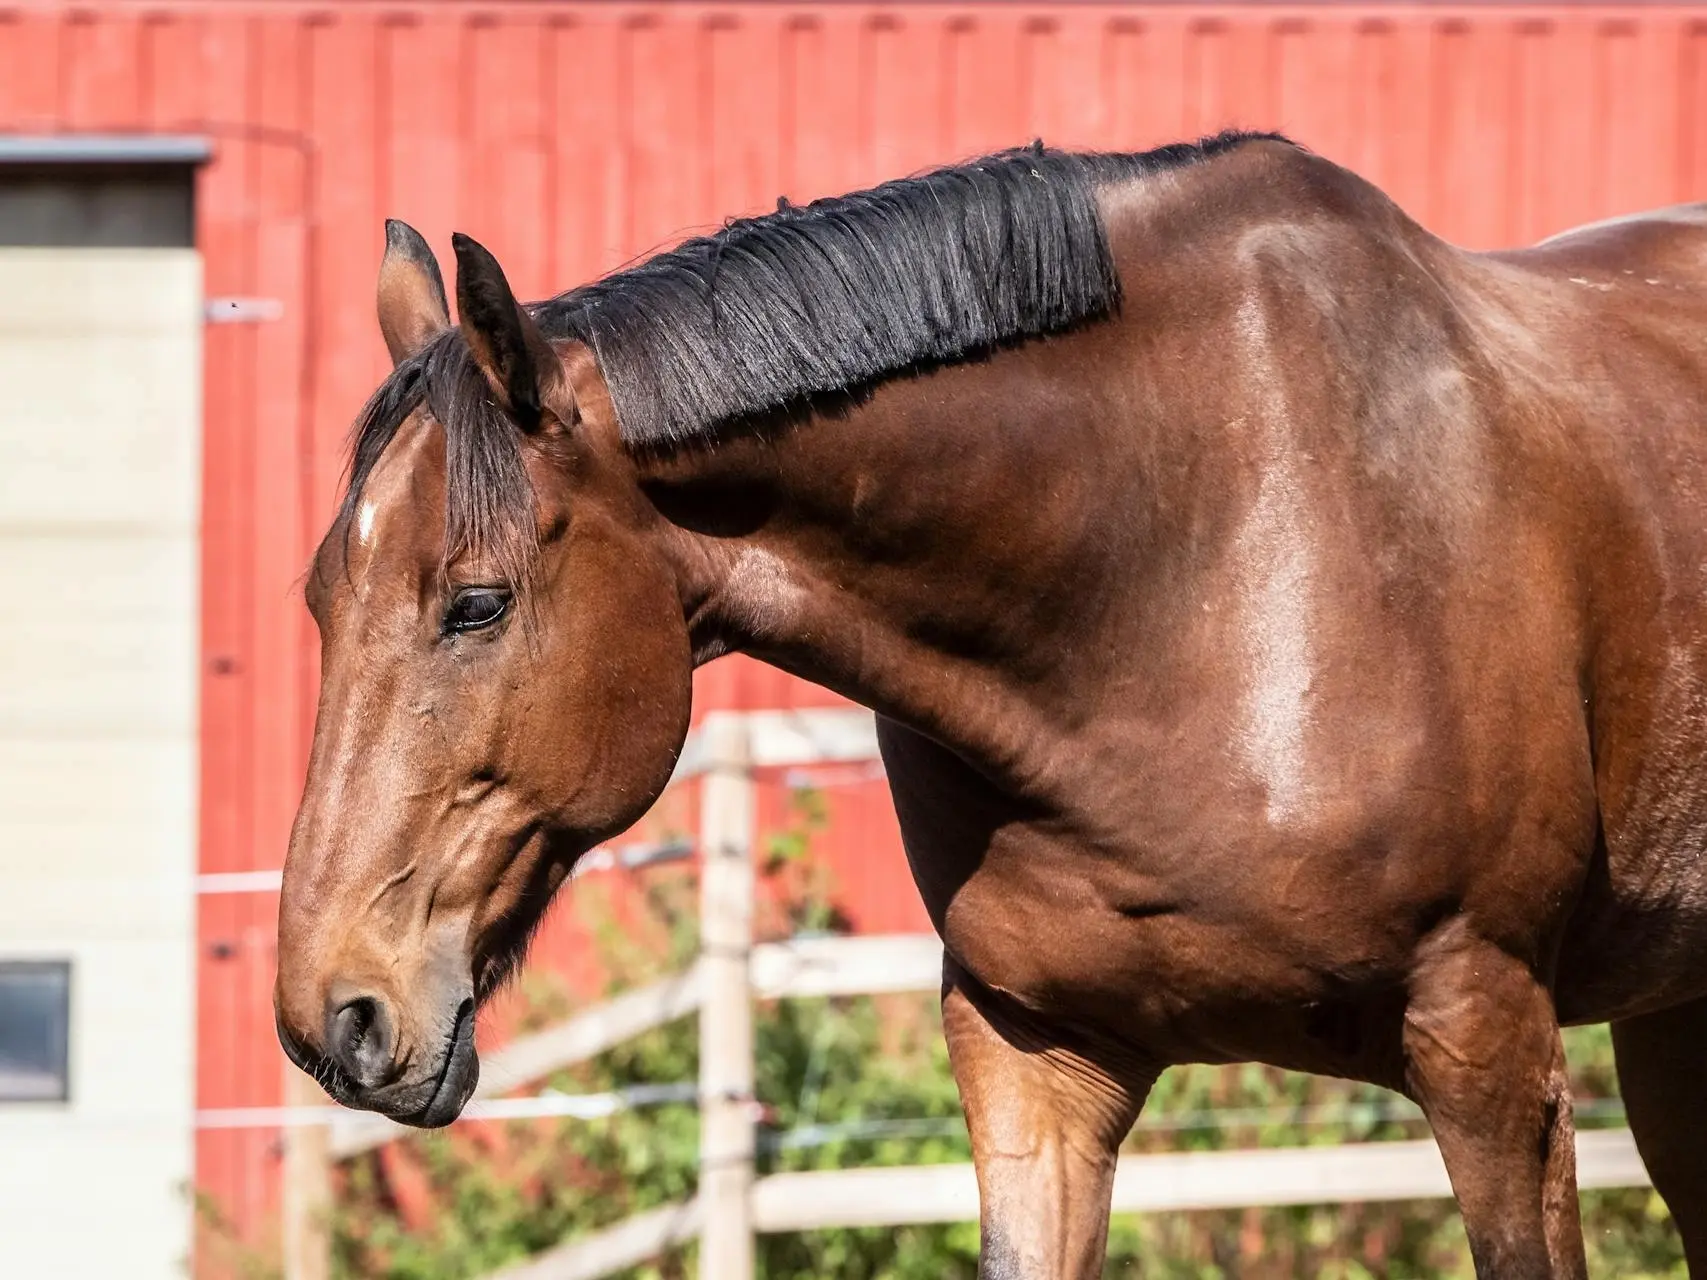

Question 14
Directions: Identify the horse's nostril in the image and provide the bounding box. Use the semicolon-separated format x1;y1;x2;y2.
325;995;397;1091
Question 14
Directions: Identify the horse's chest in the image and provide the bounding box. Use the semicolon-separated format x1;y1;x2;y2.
935;854;1182;1020
926;830;1348;1050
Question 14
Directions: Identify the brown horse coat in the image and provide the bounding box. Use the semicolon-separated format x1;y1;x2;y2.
277;135;1707;1277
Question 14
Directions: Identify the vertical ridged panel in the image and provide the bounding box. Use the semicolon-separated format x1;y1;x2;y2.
1689;20;1707;199
0;9;65;129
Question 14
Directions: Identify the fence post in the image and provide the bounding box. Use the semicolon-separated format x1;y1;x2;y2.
281;1064;332;1280
698;713;756;1280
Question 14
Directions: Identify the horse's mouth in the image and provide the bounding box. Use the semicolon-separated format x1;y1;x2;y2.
397;1000;480;1128
275;1001;480;1127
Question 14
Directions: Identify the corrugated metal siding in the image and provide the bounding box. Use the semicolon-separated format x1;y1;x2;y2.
2;1;1705;1266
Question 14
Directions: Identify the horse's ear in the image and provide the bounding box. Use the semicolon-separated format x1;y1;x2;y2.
450;232;570;434
377;220;450;365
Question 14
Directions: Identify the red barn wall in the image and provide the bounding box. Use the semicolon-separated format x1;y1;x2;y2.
2;0;1704;1265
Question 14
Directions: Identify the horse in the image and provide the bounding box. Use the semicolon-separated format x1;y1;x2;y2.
274;130;1707;1277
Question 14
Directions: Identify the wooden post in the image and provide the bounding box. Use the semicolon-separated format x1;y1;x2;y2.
698;714;756;1280
281;1064;332;1280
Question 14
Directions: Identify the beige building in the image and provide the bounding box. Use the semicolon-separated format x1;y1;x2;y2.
0;139;206;1279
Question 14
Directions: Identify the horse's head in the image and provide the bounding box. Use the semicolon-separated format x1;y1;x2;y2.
273;224;693;1125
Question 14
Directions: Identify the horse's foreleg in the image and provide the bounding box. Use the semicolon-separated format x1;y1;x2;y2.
942;958;1153;1280
1403;931;1587;1280
1613;996;1707;1272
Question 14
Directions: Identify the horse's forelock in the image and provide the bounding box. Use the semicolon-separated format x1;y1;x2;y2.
339;332;539;592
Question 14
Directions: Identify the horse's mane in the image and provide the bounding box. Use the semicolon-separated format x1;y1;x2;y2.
541;130;1283;447
341;130;1290;577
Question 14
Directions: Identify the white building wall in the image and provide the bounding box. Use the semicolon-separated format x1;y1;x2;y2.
0;250;201;1279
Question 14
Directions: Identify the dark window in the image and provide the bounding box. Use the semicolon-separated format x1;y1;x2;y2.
0;961;71;1103
0;135;208;248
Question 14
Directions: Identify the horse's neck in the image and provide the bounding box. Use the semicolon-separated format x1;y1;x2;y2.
642;361;1136;789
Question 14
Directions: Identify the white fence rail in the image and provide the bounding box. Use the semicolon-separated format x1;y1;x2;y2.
486;1130;1651;1280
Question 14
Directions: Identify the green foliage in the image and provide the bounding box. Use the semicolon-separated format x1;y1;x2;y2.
328;786;1687;1279
754;994;976;1280
761;786;842;937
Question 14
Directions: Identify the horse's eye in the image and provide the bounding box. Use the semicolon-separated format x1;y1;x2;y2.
442;587;511;636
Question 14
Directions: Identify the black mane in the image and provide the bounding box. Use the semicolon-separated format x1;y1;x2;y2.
342;131;1288;569
539;131;1280;445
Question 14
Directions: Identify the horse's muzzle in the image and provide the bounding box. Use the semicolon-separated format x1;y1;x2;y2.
277;995;480;1127
402;1000;480;1128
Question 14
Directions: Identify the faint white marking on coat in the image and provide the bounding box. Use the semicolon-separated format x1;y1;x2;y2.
725;547;803;637
1235;466;1317;823
1231;293;1317;824
358;501;378;546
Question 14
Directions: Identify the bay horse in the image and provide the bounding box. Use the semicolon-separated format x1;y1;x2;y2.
275;131;1707;1277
